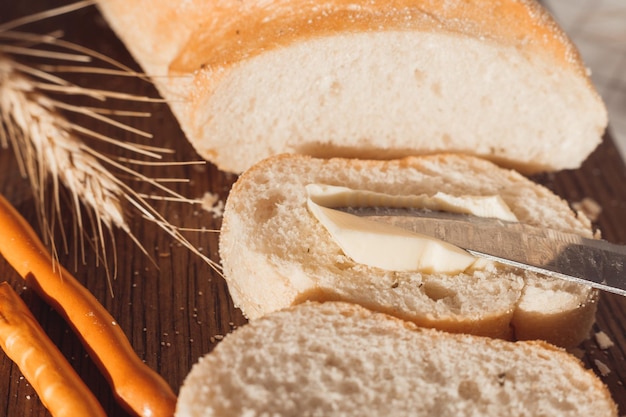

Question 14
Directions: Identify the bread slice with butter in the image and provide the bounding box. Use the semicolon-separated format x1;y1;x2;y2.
219;154;598;348
175;301;617;417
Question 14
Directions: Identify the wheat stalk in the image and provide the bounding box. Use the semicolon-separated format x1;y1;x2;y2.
0;3;222;288
1;56;126;263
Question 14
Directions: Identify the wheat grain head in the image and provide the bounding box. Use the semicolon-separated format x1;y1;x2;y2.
0;2;221;286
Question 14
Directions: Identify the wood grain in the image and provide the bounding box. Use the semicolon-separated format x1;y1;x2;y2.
1;1;625;416
532;138;626;413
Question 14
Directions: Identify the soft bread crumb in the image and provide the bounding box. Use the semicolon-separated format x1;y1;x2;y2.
572;197;602;222
595;331;615;350
200;192;224;218
594;359;612;377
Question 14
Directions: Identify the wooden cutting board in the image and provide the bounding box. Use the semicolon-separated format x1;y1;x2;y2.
1;1;625;416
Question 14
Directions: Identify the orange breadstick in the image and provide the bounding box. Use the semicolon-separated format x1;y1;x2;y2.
0;195;177;417
0;282;107;417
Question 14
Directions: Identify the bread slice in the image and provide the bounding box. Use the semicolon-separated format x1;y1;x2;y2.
175;301;617;417
219;154;598;348
97;0;606;174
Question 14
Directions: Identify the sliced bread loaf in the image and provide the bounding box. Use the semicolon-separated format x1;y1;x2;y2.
97;0;606;173
176;301;617;417
219;154;598;347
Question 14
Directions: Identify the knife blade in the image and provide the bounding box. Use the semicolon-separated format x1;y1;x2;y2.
337;206;626;297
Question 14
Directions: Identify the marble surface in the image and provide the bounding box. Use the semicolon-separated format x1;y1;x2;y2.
545;0;626;161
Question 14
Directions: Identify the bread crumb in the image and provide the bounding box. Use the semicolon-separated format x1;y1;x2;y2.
594;331;614;350
200;192;224;218
572;197;602;222
594;359;611;377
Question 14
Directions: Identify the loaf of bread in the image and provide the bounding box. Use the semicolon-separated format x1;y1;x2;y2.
97;0;606;174
175;301;617;417
219;154;598;348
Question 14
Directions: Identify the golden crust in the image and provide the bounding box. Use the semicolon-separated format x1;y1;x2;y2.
98;0;589;82
164;0;585;78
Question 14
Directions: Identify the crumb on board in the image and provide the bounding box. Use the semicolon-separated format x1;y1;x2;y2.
200;192;224;218
209;334;226;344
572;197;602;222
595;331;615;350
594;359;611;377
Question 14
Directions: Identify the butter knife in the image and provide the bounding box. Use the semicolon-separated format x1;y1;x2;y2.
337;206;626;297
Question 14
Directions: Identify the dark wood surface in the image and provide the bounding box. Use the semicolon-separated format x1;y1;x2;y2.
1;1;625;416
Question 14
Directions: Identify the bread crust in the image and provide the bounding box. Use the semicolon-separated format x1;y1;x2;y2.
169;0;585;75
98;0;586;76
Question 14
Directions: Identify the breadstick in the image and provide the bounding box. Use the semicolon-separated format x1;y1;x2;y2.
0;194;177;417
0;282;107;417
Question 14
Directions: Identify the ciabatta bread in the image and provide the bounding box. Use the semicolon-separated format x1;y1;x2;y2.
97;0;606;174
219;154;598;348
175;301;617;417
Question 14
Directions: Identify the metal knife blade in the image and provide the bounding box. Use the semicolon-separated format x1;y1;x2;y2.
337;206;626;297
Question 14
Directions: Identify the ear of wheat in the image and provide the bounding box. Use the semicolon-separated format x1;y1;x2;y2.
0;2;221;288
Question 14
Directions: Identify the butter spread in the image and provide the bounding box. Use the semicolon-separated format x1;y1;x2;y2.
306;184;518;221
306;184;518;274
